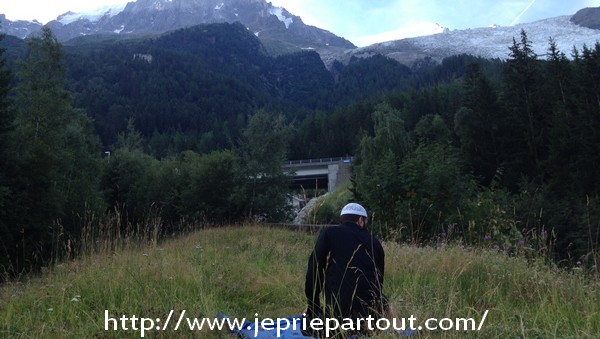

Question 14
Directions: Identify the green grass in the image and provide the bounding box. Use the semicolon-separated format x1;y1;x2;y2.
1;225;599;338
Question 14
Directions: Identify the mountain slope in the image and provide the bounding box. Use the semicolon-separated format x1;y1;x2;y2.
570;6;600;29
1;0;355;56
0;14;43;39
344;15;600;66
2;3;600;67
60;22;339;148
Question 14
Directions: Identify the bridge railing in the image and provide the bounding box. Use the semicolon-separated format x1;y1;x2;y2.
283;157;353;166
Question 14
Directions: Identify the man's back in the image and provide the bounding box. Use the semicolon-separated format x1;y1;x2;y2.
305;221;385;319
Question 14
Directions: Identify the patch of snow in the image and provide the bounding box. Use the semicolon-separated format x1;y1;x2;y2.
58;3;126;25
133;53;153;64
269;6;293;29
215;3;224;10
114;25;125;34
410;16;600;60
301;47;315;50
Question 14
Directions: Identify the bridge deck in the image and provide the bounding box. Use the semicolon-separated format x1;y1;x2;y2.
283;157;352;168
283;157;353;192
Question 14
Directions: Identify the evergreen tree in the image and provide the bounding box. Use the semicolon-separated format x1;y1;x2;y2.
0;29;15;274
6;27;102;272
543;38;578;196
566;43;600;197
0;31;10;142
454;62;503;185
501;29;546;189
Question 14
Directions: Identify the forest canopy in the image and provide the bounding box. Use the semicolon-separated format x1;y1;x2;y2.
0;25;599;277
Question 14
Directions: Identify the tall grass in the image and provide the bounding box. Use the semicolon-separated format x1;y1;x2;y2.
1;224;598;338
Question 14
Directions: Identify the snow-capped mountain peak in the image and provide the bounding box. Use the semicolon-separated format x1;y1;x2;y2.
2;1;599;69
269;7;293;29
345;15;600;66
57;3;127;25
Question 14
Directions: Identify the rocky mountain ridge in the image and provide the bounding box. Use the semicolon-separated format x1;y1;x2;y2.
343;14;600;66
1;2;600;67
1;0;355;56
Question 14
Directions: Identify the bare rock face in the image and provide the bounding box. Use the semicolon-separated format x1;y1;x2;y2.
293;194;330;225
0;14;43;39
1;0;355;55
570;7;600;30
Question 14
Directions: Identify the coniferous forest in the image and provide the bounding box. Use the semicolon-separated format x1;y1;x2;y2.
0;22;599;278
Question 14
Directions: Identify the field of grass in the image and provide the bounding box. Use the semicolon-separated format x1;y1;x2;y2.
1;225;599;338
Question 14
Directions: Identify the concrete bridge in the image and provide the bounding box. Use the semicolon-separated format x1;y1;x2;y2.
283;157;353;192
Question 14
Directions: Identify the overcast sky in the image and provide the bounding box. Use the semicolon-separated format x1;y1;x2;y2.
2;0;599;46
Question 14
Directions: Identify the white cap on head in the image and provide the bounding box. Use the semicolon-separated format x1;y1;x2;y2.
340;203;368;218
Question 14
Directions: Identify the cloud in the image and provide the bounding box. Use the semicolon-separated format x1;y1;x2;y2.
2;0;129;23
350;21;445;47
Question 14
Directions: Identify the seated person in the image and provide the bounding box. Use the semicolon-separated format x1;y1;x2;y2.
304;203;388;336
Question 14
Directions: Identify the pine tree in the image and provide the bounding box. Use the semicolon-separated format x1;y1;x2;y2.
454;62;502;185
571;43;600;195
0;29;15;276
7;27;102;271
501;29;547;189
543;38;578;196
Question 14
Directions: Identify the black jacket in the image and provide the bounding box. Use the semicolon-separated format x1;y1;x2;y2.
305;222;386;319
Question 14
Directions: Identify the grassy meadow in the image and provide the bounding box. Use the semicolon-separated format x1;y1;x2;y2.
1;225;599;338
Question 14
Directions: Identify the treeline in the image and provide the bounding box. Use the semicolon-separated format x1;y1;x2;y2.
0;23;599;276
350;32;600;265
289;32;600;266
0;28;293;277
57;22;414;155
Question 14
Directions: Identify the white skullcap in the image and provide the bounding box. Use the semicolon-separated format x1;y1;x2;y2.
340;203;367;217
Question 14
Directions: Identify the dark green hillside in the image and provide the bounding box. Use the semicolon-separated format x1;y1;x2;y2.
55;22;416;152
331;55;413;105
65;22;332;149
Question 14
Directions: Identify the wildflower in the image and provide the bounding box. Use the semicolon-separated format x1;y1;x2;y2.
71;295;81;302
195;245;203;251
493;244;500;251
484;234;492;241
48;308;54;312
576;261;582;267
440;232;447;239
518;239;525;247
143;253;149;257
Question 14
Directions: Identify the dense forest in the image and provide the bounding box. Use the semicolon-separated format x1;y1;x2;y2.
0;22;599;278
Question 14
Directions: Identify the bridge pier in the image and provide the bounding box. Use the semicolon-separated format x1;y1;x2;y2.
283;157;353;192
